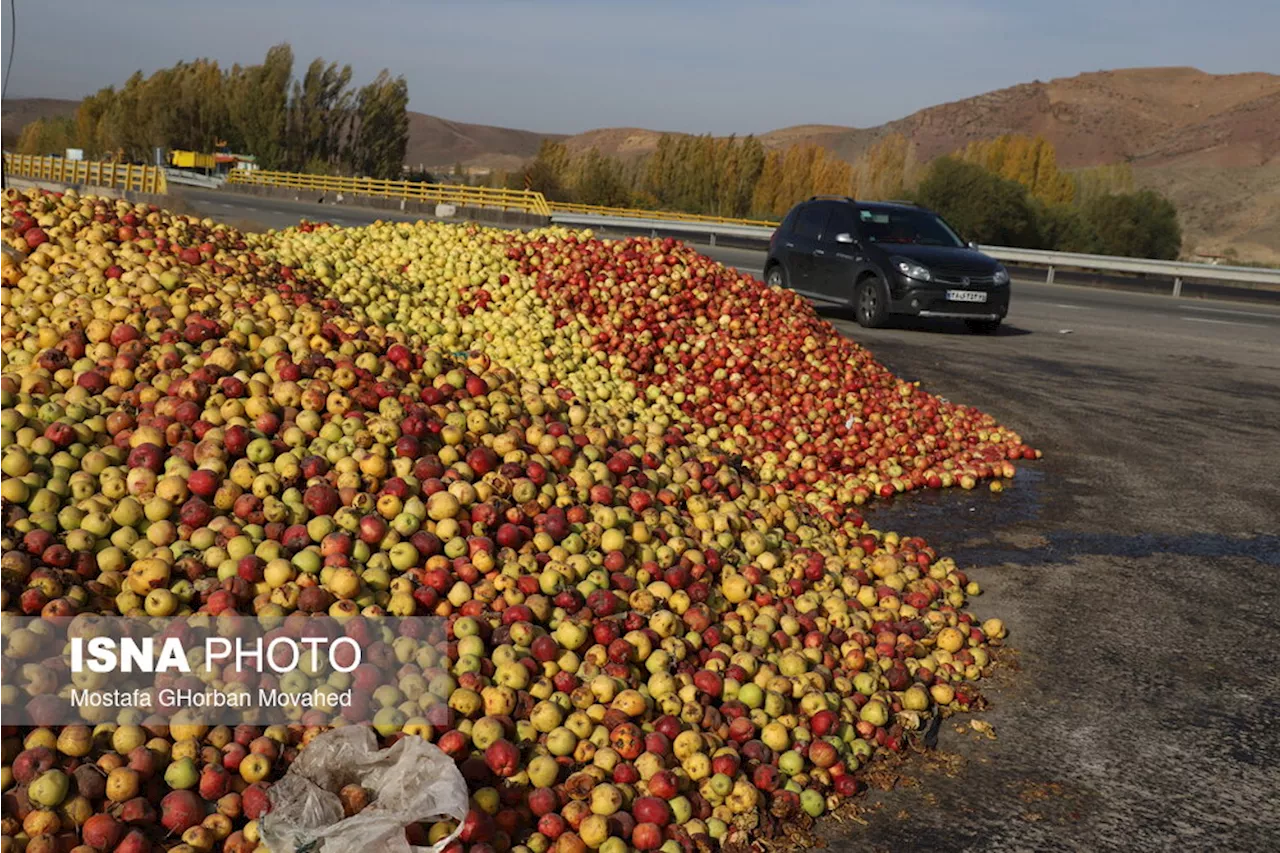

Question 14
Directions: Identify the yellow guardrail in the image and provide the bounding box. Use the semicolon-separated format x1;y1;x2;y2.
224;163;783;225
3;154;168;194
222;169;785;228
548;200;778;228
226;169;553;218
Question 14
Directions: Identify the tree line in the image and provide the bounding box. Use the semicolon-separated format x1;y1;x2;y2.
504;132;1180;259
16;57;1177;259
15;44;410;179
913;156;1180;260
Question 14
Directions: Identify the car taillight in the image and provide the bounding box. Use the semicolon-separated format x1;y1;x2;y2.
769;230;778;250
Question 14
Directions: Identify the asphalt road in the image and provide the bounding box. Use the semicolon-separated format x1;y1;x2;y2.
186;190;1280;850
171;186;445;230
176;188;1280;349
702;244;1280;350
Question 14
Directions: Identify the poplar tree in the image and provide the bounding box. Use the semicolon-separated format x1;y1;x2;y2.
852;134;909;200
227;44;293;169
751;151;783;217
32;44;408;174
348;71;410;178
288;59;355;172
15;118;76;155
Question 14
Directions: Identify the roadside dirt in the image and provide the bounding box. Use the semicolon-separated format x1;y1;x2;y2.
821;313;1280;851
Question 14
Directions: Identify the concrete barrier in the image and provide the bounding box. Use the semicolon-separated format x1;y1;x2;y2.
6;177;169;208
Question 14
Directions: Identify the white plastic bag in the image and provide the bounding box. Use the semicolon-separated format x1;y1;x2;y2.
261;726;469;853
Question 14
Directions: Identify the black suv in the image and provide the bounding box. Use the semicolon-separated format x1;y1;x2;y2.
764;197;1010;333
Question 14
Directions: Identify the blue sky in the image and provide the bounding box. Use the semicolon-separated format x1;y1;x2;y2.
2;0;1277;134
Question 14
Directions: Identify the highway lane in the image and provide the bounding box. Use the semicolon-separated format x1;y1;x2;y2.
178;187;1280;849
172;187;436;230
700;243;1280;351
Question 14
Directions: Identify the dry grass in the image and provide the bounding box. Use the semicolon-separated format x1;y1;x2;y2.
1136;162;1280;265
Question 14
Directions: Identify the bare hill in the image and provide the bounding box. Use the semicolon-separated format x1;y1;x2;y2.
562;128;667;160
872;67;1280;168
1;97;79;147
561;68;1280;260
404;112;564;171
561;69;1278;169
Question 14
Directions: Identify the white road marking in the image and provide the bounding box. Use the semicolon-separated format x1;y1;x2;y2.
1051;303;1090;309
1182;317;1263;327
1177;304;1271;318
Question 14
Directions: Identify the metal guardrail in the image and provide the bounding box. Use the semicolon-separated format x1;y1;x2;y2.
550;213;1280;294
163;168;226;190
548;201;776;228
978;245;1280;294
4;153;168;194
221;171;783;227
227;169;552;217
552;213;779;242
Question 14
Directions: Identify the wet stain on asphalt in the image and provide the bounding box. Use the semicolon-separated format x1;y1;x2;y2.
866;471;1280;569
866;468;1047;531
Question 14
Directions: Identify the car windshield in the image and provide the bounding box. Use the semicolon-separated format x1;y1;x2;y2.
857;208;963;247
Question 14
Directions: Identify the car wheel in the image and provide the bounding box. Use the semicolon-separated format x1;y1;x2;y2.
855;277;888;328
965;318;1002;335
765;264;787;289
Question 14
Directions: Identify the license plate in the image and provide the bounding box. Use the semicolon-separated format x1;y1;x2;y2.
946;290;987;303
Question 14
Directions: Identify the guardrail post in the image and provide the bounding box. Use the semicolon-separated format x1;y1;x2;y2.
1172;277;1183;298
1046;266;1055;285
709;233;716;247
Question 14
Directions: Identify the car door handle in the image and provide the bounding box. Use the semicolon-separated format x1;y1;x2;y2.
814;249;826;256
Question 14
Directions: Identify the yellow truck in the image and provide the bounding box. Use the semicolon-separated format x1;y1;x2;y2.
168;150;217;171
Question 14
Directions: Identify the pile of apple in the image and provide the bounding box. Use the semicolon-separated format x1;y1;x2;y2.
2;189;1012;853
261;223;1037;529
5;722;281;852
261;221;682;429
520;234;1037;517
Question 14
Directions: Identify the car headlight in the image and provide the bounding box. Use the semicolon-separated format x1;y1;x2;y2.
893;258;931;282
992;265;1010;286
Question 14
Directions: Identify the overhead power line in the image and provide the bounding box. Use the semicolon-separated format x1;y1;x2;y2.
2;0;16;188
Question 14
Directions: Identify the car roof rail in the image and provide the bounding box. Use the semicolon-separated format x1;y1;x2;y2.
807;195;856;203
883;199;920;207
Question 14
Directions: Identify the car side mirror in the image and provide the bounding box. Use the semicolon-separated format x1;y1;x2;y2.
835;232;855;244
